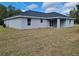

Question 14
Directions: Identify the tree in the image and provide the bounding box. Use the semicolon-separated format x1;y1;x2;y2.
69;8;76;17
74;4;79;24
0;4;22;26
7;5;16;17
76;4;79;12
15;9;22;15
69;4;79;24
0;4;7;20
7;5;22;17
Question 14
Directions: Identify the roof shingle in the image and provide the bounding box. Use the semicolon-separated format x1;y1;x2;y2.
20;10;68;17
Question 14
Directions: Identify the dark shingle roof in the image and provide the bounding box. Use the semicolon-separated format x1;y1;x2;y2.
20;10;68;17
4;10;75;21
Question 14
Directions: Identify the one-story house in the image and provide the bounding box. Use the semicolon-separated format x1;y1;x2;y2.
4;10;75;29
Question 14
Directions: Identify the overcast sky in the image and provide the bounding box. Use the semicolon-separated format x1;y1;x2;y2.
0;2;78;15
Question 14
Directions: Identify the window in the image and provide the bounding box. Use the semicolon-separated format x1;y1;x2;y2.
27;18;31;26
40;19;43;23
69;20;71;24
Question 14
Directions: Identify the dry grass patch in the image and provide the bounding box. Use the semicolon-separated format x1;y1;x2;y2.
0;25;79;55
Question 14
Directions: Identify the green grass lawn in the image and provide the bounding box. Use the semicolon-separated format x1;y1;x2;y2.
0;26;7;32
0;25;79;56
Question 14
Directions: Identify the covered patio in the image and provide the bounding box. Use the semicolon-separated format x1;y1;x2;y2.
48;18;68;28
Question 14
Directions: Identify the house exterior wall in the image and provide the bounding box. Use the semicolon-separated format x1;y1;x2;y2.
70;20;74;27
4;18;22;29
4;18;49;29
59;19;74;28
65;19;74;27
4;18;74;29
60;19;67;28
21;18;49;29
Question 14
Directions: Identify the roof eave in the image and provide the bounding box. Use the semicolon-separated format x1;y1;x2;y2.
4;15;76;21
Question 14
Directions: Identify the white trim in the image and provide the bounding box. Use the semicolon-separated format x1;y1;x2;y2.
4;15;75;21
57;18;60;29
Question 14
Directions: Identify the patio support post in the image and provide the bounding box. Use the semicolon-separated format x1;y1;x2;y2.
57;18;60;29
